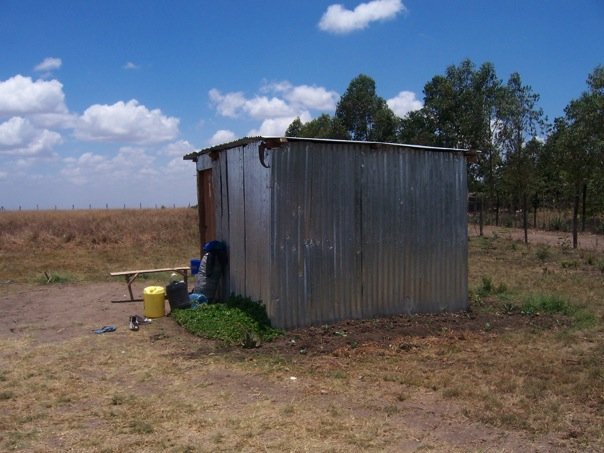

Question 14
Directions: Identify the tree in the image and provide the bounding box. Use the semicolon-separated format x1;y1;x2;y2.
335;74;397;142
496;73;546;243
397;109;438;145
285;117;303;137
285;114;348;139
548;66;604;248
285;74;396;142
411;60;503;232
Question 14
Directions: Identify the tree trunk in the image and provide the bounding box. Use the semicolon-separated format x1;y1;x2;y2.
479;193;484;237
572;187;580;249
495;193;500;226
523;193;528;244
581;183;587;232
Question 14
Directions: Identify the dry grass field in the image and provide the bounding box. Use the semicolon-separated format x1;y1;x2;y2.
0;208;603;452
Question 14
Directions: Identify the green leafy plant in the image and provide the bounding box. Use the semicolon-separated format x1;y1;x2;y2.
477;276;494;297
535;246;550;263
172;295;282;345
476;276;508;298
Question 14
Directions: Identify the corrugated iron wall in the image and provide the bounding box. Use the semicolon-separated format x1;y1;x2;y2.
269;141;467;328
270;142;364;328
204;139;467;329
209;142;272;305
360;145;468;317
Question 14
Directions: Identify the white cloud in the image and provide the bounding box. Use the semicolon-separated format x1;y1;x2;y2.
271;82;339;111
75;100;179;144
209;82;338;140
123;62;139;70
209;129;236;146
387;91;423;117
208;89;246;118
0;75;68;117
245;96;295;119
209;89;295;119
319;0;405;34
34;57;62;72
165;156;193;175
249;112;313;137
0;116;62;157
162;140;196;157
60;146;157;185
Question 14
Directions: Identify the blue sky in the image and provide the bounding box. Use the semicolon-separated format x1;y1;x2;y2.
1;0;602;210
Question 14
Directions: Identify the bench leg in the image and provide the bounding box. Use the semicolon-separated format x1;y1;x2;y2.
125;273;139;301
174;269;189;288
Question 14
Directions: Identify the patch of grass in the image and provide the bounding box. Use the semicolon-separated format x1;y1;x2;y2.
474;276;509;302
521;293;572;316
519;293;596;328
111;394;128;406
0;390;15;400
560;259;578;269
129;419;154;434
172;295;282;346
36;271;75;284
535;246;550;263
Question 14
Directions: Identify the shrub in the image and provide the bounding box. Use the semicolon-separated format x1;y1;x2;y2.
172;295;282;346
535;246;550;263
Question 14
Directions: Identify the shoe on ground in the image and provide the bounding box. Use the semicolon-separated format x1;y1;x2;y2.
129;315;139;331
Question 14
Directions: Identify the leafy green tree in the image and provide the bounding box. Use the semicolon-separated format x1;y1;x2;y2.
285;117;303;137
285;74;396;142
285;114;348;139
409;60;503;231
397;109;437;145
547;66;604;247
501;138;542;242
335;74;397;142
496;73;546;242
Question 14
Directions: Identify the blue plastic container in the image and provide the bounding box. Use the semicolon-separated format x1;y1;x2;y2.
190;258;201;275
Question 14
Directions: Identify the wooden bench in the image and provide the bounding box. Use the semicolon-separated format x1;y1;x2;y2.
110;266;190;302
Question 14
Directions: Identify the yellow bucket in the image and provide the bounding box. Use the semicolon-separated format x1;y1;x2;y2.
143;286;166;318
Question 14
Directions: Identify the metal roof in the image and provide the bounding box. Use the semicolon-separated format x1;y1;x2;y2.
183;136;478;161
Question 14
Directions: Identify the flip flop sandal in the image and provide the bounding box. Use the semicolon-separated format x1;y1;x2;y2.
94;325;116;334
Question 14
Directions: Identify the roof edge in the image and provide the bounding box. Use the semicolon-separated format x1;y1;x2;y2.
183;136;480;161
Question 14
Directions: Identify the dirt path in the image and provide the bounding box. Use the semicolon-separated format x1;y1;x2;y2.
469;224;604;252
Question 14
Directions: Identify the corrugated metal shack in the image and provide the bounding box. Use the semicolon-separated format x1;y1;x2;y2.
185;137;471;329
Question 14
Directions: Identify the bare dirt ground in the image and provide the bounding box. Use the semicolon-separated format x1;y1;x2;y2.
468;223;604;252
1;227;601;451
0;283;580;451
